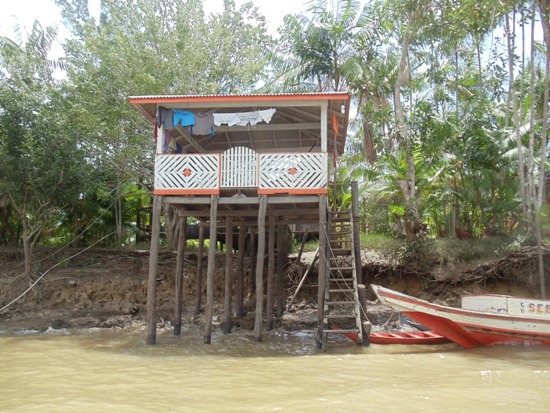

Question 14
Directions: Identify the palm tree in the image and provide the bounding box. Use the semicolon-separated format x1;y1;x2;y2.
269;0;371;92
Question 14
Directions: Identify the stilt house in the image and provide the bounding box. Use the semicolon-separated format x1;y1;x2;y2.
130;92;365;348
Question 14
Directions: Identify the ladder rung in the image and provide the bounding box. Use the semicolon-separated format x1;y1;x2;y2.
328;210;350;215
326;301;356;305
329;267;354;271
329;279;354;284
328;288;354;293
331;249;351;255
323;328;360;334
325;314;357;319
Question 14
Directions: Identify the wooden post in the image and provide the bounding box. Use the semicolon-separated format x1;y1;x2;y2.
358;284;371;346
267;215;276;331
146;195;163;345
249;229;257;295
204;195;218;344
194;224;206;316
351;181;362;285
236;224;246;316
254;195;267;342
296;228;309;263
317;194;328;348
223;216;233;334
174;215;187;336
276;222;287;318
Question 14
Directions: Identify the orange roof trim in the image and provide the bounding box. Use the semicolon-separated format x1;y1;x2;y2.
129;92;350;105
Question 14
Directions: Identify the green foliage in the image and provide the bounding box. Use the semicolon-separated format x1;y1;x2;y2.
361;232;507;270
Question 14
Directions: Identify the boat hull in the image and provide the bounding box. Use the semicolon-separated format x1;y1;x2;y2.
330;326;449;345
371;284;550;348
370;331;449;345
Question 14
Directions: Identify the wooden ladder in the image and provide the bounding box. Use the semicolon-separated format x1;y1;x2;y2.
320;209;363;348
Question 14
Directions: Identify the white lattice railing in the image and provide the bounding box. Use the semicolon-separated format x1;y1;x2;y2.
222;146;257;188
154;154;220;195
258;153;328;194
154;151;328;195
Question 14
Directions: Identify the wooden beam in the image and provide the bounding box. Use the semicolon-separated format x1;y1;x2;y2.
223;216;233;334
203;195;218;344
266;215;276;331
146;195;163;345
236;224;246;316
254;195;267;342
167;195;321;205
214;122;320;133
174;125;205;152
174;216;187;336
194;224;206;316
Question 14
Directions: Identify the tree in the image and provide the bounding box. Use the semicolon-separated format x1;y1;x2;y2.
0;22;86;279
271;0;371;92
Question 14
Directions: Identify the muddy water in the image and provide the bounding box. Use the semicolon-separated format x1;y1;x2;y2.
1;328;549;412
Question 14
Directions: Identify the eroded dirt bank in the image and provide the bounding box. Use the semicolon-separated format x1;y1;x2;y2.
0;246;547;333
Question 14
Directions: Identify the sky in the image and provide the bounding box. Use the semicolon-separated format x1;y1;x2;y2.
0;0;311;44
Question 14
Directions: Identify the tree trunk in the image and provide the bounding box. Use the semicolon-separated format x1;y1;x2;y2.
536;0;550;297
394;25;420;241
21;216;33;281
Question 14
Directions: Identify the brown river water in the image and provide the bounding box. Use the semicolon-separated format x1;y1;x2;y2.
1;327;549;412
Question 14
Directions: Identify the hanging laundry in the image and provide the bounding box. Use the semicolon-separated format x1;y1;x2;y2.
156;107;174;129
213;108;276;127
259;108;276;123
168;137;178;152
191;113;215;135
173;110;196;127
213;112;240;127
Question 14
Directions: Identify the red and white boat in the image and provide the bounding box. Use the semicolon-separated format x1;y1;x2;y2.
371;284;550;349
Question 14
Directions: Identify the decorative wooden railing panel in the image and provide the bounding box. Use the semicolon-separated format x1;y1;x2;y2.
154;154;220;195
222;146;257;188
154;152;328;195
258;153;328;194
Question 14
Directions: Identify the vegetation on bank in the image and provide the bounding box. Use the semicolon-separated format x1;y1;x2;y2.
0;0;548;293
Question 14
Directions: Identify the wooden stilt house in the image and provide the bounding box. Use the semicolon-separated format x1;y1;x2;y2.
130;92;365;348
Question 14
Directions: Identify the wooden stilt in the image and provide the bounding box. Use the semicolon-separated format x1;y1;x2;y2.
296;228;309;264
276;222;287;318
351;181;362;285
254;195;267;342
204;195;218;344
357;284;371;346
174;215;187;336
194;224;206;316
236;224;246;316
146;195;163;345
223;216;233;334
317;194;328;348
249;230;257;295
267;215;276;331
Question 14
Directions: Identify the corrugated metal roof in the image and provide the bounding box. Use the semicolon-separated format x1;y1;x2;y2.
129;91;350;101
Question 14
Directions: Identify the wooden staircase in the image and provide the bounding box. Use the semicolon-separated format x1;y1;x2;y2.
319;209;363;349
